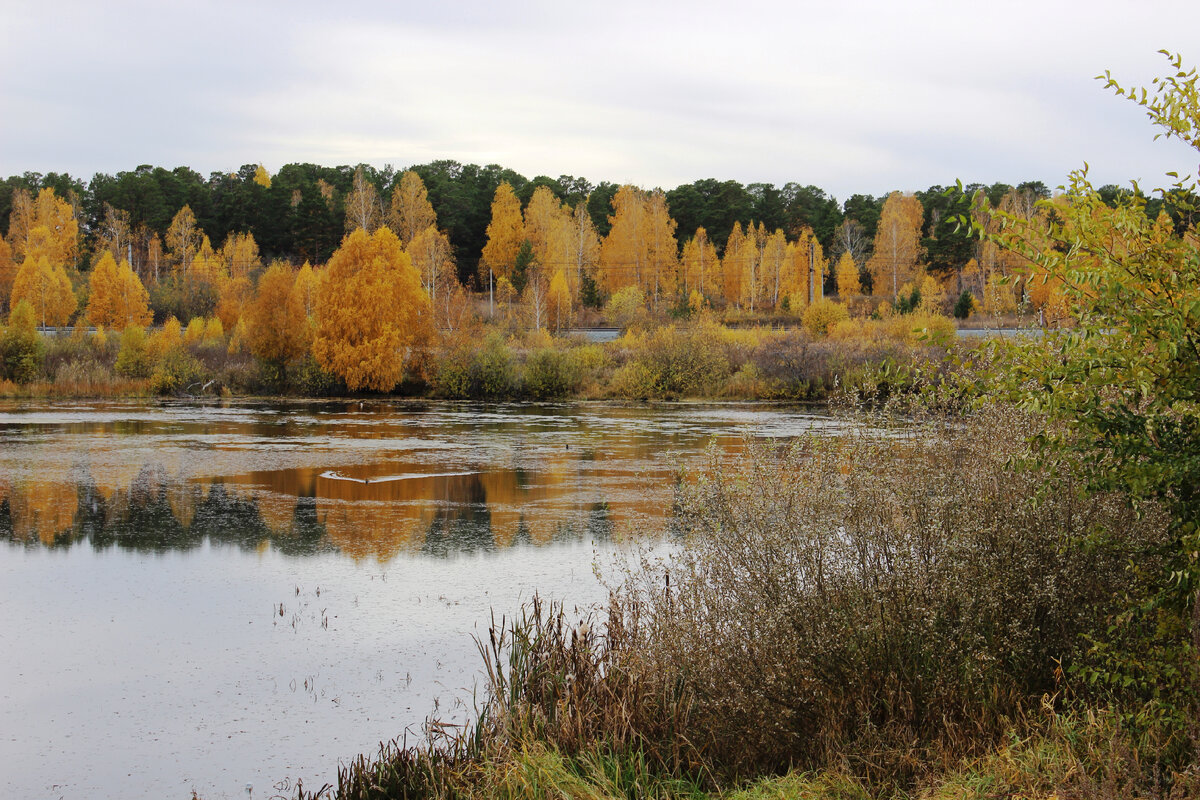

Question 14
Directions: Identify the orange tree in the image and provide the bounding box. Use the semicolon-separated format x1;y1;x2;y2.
313;227;431;392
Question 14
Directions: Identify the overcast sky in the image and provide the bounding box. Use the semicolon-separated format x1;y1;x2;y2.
2;0;1197;200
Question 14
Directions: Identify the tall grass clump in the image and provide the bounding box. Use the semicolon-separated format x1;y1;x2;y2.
624;406;1170;786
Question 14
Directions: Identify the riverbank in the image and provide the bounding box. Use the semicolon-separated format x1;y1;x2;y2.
1;317;964;404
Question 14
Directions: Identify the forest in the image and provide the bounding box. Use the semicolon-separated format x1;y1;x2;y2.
1;152;1175;399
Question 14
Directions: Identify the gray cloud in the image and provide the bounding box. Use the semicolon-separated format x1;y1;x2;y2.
2;0;1198;198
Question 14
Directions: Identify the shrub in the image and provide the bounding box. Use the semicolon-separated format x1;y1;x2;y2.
150;347;207;395
523;348;582;399
605;285;647;330
626;407;1167;780
801;298;849;337
0;300;45;383
114;326;153;379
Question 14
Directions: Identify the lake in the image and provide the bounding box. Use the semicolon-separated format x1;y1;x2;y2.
0;400;835;799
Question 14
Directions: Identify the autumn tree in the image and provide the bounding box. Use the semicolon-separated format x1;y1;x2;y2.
546;269;572;332
599;185;644;296
313;227;431;391
568;200;600;299
481;182;525;284
96;203;133;263
0;238;15;314
221;232;261;280
783;229;827;310
835;252;861;296
86;251;152;330
344;166;383;233
244;262;307;378
387;170;437;248
524;187;573;277
21;188;79;271
253;164;272;188
866;191;924;298
11;256;76;326
680;227;720;303
166;205;201;274
188;236;225;285
407;225;457;309
643;190;679;309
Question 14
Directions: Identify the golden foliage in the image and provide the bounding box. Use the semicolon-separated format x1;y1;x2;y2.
387;170;437;247
221;232;261;280
313;227;432;392
253;164;272;188
22;189;80;270
599;186;679;308
547;269;572;332
188;236;226;284
85;251;151;330
0;237;15;312
835;251;861;296
12;256;76;326
481;182;524;281
215;275;253;331
344;166;383;233
866;191;924;298
680;227;720;303
166;205;200;273
244;262;308;365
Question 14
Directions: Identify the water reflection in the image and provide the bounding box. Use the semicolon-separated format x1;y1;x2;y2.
0;462;626;559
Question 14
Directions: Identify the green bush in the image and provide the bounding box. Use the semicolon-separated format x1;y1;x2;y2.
523;348;582;399
0;301;45;383
150;347;208;395
114;326;153;379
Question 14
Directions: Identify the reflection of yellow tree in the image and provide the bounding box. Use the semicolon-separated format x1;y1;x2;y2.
7;481;78;544
316;474;472;559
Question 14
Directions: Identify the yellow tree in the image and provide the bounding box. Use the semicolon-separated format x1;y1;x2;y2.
6;188;80;288
216;276;253;331
567;200;600;299
782;229;827;310
481;182;524;283
188;236;226;285
599;185;647;295
96;203;133;262
12;256;76;326
644;190;679;310
5;189;33;260
680;227;720;303
387;170;437;248
866;191;924;298
407;225;457;308
344;166;383;233
166;205;201;273
546;269;572;332
291;262;319;318
87;251;152;331
722;222;747;307
313;227;432;391
835;252;861;296
244;263;308;372
253;164;272;188
523;187;567;265
761;228;789;309
0;237;15;313
221;232;261;280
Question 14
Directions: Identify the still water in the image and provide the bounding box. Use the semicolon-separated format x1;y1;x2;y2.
0;400;833;799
